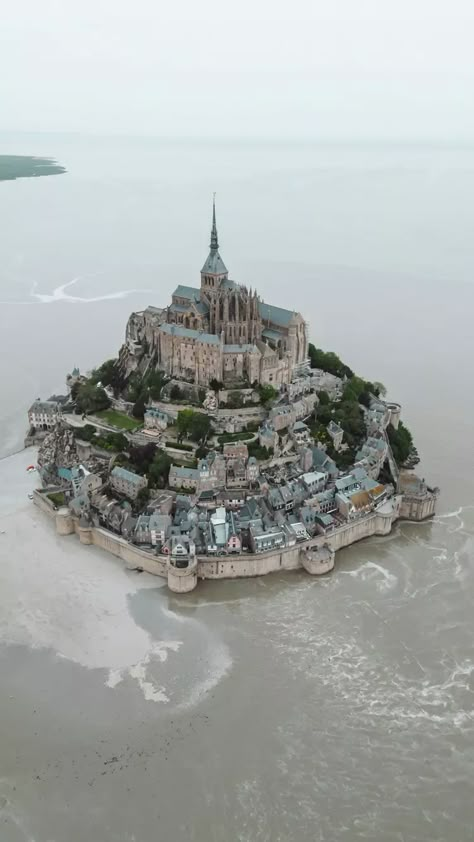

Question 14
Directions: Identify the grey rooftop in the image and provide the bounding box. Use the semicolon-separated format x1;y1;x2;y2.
111;466;145;485
160;322;221;345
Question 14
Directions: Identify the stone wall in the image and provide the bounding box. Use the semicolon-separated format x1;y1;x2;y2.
32;489;57;517
399;493;437;521
32;489;431;593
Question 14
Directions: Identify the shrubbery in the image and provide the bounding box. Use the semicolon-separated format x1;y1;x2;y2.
165;440;194;452
388;422;414;467
308;344;354;379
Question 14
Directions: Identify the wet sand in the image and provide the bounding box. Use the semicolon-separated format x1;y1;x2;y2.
1;449;474;841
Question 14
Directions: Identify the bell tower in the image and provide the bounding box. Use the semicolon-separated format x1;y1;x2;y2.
200;196;229;294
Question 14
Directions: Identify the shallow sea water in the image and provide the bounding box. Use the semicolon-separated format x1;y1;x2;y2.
0;135;473;840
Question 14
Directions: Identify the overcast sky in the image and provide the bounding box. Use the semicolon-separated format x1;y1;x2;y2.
1;0;473;139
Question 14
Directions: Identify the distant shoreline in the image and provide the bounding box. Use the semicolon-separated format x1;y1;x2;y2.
0;154;66;182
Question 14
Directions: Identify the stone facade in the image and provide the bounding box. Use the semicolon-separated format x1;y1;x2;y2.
119;200;309;388
110;466;147;500
28;400;61;430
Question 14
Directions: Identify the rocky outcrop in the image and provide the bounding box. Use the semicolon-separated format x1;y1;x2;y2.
37;422;79;469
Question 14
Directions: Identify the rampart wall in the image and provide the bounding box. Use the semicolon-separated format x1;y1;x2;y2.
33;488;435;593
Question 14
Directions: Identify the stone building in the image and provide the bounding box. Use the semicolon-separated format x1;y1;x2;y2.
327;420;344;451
110;466;147;500
28;399;61;430
144;407;170;433
119;199;309;388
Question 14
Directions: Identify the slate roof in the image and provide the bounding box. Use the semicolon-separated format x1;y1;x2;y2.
328;420;343;435
315;513;334;526
201;250;228;276
302;471;326;486
262;328;283;343
149;514;172;531
111;466;145;486
259;301;296;328
170;466;200;480
160;323;220;345
194;301;209;315
29;399;60;413
168;303;191;313
172;285;201;301
221;278;237;290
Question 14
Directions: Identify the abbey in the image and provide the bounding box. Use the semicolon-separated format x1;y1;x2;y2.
121;201;309;387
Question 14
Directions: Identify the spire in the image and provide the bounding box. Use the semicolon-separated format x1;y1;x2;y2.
210;193;218;251
201;193;228;280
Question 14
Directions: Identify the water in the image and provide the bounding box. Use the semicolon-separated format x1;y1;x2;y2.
0;134;473;840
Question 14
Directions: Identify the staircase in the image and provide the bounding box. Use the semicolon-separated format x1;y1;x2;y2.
384;433;400;490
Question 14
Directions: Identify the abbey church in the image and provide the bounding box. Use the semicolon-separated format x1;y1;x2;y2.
121;201;309;388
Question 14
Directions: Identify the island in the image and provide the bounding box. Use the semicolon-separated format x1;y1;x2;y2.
26;200;439;592
0;155;66;182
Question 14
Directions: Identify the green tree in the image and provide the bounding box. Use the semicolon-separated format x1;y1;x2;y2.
209;378;223;393
258;384;278;405
126;372;144;403
75;382;111;414
388;421;414;467
176;409;212;444
189;412;211;443
195;444;209;459
373;381;387;397
108;432;128;451
318;390;330;405
79;423;98;442
148;450;172;488
342;376;366;402
144;369;167;401
136;486;150;510
169;384;183;401
91;359;123;393
176;409;195;441
132;393;147;420
128;443;157;474
308;344;354;379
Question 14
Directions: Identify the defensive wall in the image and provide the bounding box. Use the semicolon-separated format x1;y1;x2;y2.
33;487;438;593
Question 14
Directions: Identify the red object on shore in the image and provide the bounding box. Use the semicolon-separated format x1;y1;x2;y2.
26;465;35;471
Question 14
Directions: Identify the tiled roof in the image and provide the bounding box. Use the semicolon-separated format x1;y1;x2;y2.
349;490;372;509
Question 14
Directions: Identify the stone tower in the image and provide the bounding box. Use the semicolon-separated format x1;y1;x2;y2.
200;197;229;294
200;198;262;344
